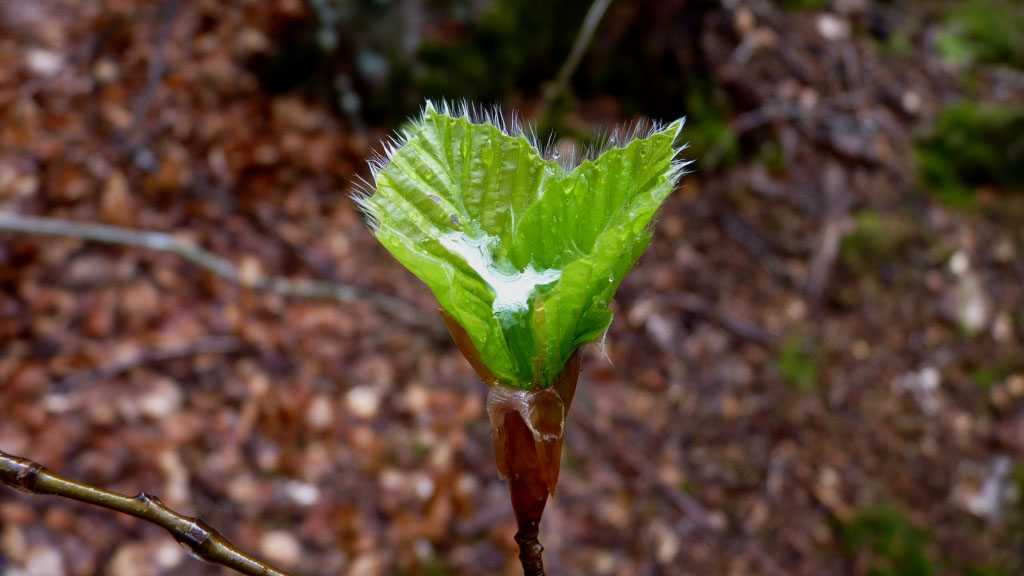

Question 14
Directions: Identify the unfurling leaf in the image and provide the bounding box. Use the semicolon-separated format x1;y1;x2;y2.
357;100;687;391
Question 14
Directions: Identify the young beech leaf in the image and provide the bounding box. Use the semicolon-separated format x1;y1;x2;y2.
357;101;687;390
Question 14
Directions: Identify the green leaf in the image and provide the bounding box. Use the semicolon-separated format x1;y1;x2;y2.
357;101;687;390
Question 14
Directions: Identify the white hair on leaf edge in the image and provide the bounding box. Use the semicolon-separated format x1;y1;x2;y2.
352;99;690;225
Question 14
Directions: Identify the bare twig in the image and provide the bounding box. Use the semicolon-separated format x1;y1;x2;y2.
570;408;712;527
703;91;866;171
130;0;181;139
663;293;775;347
55;335;245;391
805;162;852;301
719;211;794;286
570;404;786;576
0;449;292;576
0;212;443;336
535;0;615;122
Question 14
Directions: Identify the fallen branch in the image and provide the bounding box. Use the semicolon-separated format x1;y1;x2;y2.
0;212;443;336
702;91;866;171
535;0;615;122
0;449;292;576
804;162;852;301
129;0;181;142
55;335;246;391
570;403;786;576
663;292;775;347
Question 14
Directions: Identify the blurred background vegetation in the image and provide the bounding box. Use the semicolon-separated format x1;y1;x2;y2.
239;2;1024;571
2;0;1024;575
254;0;1024;200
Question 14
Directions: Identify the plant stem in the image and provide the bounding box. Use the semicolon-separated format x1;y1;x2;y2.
505;411;549;576
0;449;292;576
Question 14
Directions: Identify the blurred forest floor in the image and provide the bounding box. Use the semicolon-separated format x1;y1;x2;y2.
2;1;1024;575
